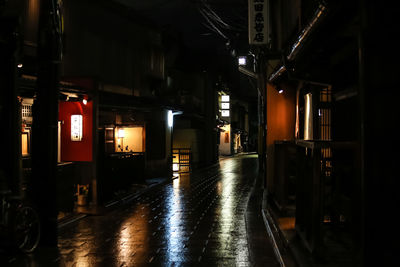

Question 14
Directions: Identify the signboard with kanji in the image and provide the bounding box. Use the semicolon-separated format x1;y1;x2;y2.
71;114;83;141
248;0;269;45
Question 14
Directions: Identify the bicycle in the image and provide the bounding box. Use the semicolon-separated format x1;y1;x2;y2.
0;190;40;253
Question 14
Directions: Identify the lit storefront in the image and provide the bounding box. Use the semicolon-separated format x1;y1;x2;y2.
18;75;95;213
57;91;94;211
97;108;148;202
219;124;231;155
217;92;232;156
21;98;33;161
58;94;93;162
114;126;145;153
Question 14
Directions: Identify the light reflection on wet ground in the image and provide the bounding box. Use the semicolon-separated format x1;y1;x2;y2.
1;154;280;266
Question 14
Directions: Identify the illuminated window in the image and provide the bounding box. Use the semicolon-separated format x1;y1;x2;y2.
304;93;313;140
115;127;145;152
21;132;29;156
172;148;191;173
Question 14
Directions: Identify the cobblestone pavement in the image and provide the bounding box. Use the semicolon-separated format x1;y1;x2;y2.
1;154;280;266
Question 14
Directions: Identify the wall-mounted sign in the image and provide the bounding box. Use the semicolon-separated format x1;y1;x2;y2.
221;102;230;109
220;94;230;118
221;95;230;102
221;110;230;117
248;0;269;45
71;115;83;141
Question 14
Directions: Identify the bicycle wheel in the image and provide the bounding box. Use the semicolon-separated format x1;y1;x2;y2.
12;206;41;253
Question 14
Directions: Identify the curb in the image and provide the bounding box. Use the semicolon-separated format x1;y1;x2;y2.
261;208;286;267
58;176;177;229
58;214;87;229
105;176;178;209
261;205;310;267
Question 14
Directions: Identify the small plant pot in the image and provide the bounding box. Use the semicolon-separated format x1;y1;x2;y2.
77;195;88;206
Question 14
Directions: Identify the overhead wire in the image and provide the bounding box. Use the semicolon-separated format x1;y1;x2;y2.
198;6;229;40
203;1;247;32
201;2;231;29
197;0;247;40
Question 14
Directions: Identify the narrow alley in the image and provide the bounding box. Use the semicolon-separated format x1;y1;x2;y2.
1;154;281;266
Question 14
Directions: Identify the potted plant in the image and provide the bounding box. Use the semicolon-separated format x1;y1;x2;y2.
77;184;89;206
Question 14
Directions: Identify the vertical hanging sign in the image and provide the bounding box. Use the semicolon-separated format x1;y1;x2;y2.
220;95;230;117
71;115;83;141
248;0;269;45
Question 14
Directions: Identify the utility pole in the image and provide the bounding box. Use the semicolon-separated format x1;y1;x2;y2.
255;48;268;204
258;51;267;175
248;0;268;188
0;4;23;195
30;0;62;246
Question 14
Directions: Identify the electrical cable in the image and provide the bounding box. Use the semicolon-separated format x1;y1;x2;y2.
198;7;228;40
202;2;231;29
197;0;247;42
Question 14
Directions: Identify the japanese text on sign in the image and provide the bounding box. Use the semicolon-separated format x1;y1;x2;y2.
248;0;269;45
71;114;83;141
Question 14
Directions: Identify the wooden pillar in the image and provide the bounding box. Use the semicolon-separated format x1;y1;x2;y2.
359;1;397;265
30;0;61;246
0;17;22;194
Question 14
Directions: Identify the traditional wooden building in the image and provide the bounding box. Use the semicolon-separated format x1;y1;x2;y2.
261;0;396;265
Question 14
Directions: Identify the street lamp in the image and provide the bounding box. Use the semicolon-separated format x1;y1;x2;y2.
168;110;173;127
118;128;125;151
238;56;247;66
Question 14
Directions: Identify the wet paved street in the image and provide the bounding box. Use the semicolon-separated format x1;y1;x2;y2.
1;154;280;266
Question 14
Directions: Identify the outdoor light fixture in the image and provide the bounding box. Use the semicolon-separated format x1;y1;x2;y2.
275;85;284;94
173;163;179;172
117;128;125;152
118;128;125;138
168;110;173;127
304;93;313;140
71;115;83;141
238;56;246;66
17;63;23;68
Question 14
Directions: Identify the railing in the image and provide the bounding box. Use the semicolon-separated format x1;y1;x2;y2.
294;140;356;254
99;152;145;202
172;148;191;173
272;140;296;213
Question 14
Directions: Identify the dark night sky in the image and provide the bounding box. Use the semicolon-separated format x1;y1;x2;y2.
114;0;249;56
113;0;255;98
